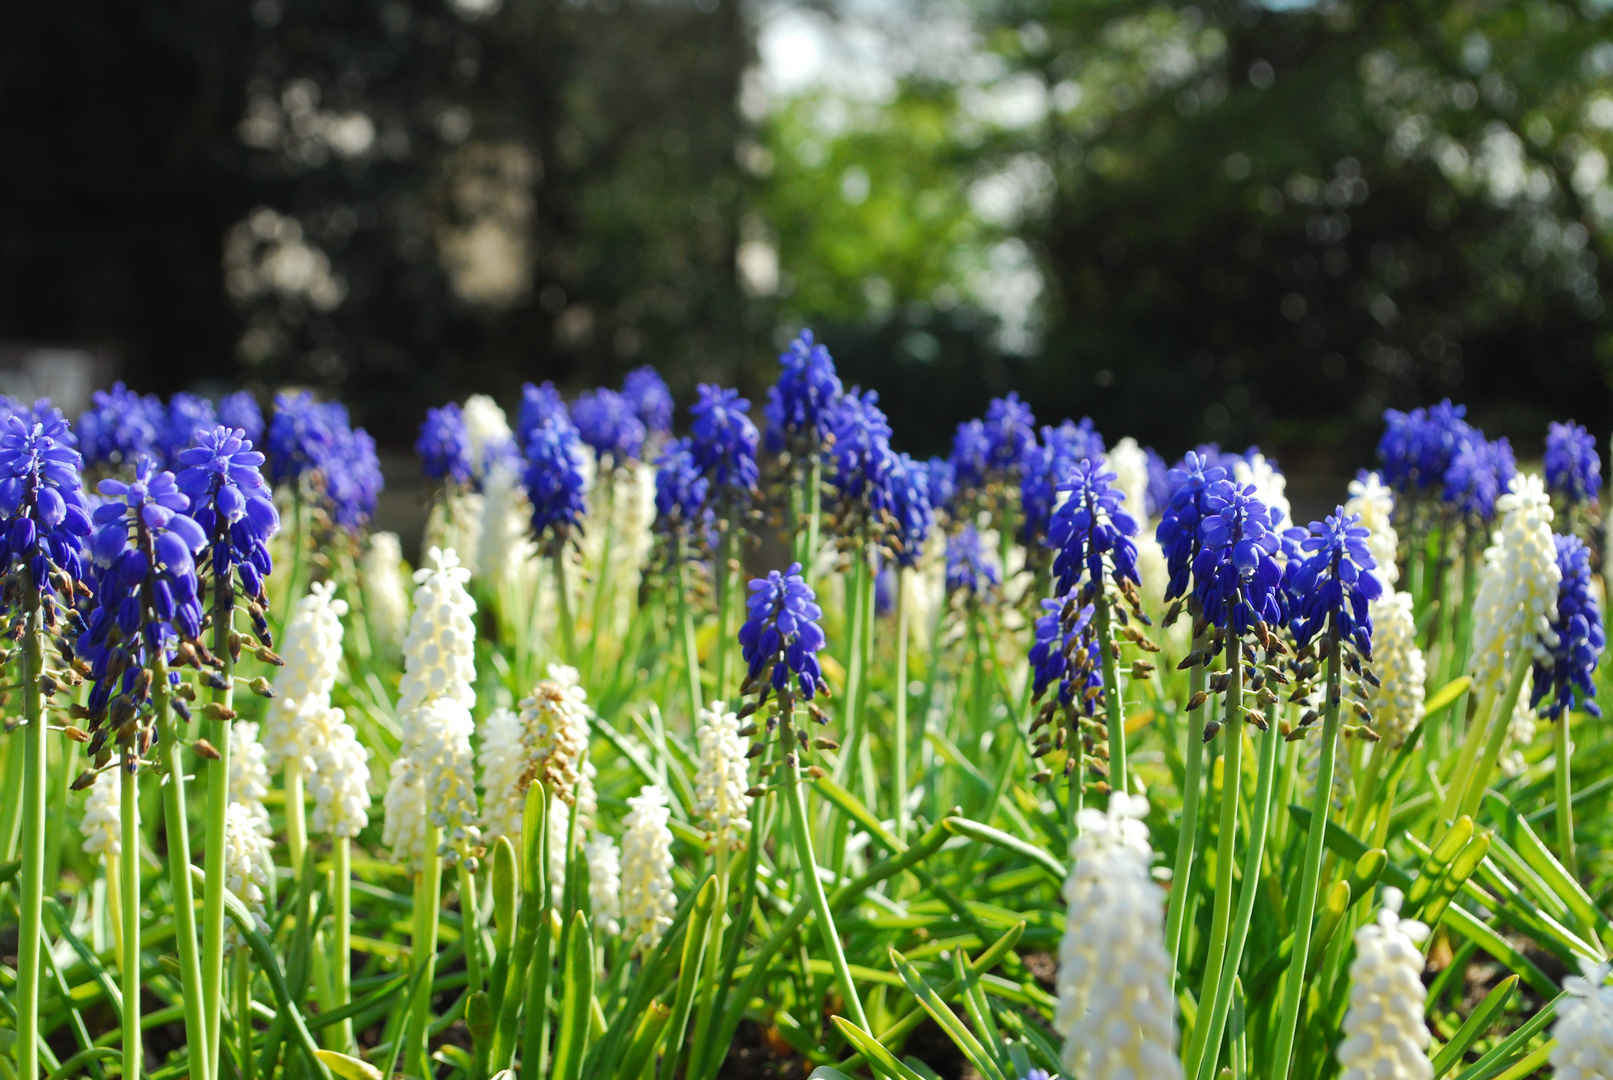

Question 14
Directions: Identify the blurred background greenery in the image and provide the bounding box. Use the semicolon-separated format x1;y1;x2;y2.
5;0;1613;470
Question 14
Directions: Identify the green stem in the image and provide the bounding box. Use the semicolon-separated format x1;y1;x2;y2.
17;588;46;1080
332;836;354;1052
1093;596;1128;796
459;860;484;996
201;580;236;1078
676;551;703;721
686;845;730;1076
805;454;822;591
121;765;142;1080
284;760;307;885
1457;650;1535;822
714;526;740;701
1555;716;1577;879
1186;657;1243;1079
1270;647;1342;1080
553;549;577;664
832;553;867;791
1165;637;1208;997
404;833;443;1077
1192;703;1279;1080
894;568;911;841
236;953;256;1080
155;660;210;1080
782;726;869;1032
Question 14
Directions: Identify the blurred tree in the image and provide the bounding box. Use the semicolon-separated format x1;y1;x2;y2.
0;0;754;438
761;0;1613;466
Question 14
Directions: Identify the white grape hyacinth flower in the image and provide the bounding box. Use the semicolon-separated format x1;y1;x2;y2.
1499;670;1537;778
382;756;430;868
361;531;412;656
476;461;537;590
1367;592;1425;748
80;768;121;859
302;702;372;839
1468;474;1560;700
693;702;752;850
417;697;483;867
620;783;677;955
398;547;478;723
478;706;527;844
1345;471;1400;587
223;802;273;951
461;393;514;483
261;580;347;772
1055;793;1180;1080
229;720;273;835
1551;958;1613;1079
585;835;622;937
1336;887;1432;1080
1104;437;1151;525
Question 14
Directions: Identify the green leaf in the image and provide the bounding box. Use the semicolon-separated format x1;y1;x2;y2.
1432;975;1517;1078
831;1017;935;1080
1425;677;1472;717
314;1049;384;1080
808;1070;859;1080
553;911;596;1080
941;817;1065;881
1452;991;1565;1080
1485;793;1613;950
889;948;1010;1080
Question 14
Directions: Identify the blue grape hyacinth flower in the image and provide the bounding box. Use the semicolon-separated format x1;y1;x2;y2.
825;388;896;525
945;524;1000;598
218;391;264;446
983;392;1037;476
175;425;280;605
0;406;93;600
1028;594;1103;712
1048;459;1139;603
653;436;711;538
1020;418;1105;547
416;403;474;487
689;384;759;500
622;366;674;435
765;329;844;454
573;388;647;466
1192;480;1284;642
1545;421;1602;507
1155;450;1230;607
739;561;826;704
887;453;934;568
1442;435;1515;523
1379;400;1471;494
78;382;163;470
518;381;572;446
1287;509;1380;657
161;393;217;468
948;419;992;493
524;420;591;548
1532;533;1603;720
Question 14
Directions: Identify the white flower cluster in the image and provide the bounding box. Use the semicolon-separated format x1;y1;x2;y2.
229;720;273;835
385;547;481;867
477;707;527;843
586;835;622;937
1234;452;1291;527
396;547;478;718
261;581;347;772
1104;437;1151;524
694;702;752;850
301;703;372;839
1551;959;1613;1079
1345;471;1400;587
223;802;273;951
1367;592;1425;747
1337;887;1432;1080
361;532;412;656
1468;475;1560;699
461;393;513;485
476;462;536;589
619;783;676;955
80;769;121;859
1055;794;1180;1080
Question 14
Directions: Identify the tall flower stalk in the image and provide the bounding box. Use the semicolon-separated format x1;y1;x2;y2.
176;424;280;1076
81;458;215;1079
0;406;91;1080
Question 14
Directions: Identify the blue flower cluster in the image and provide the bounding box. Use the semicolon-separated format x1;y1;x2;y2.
1021;418;1105;546
621;366;673;435
573;388;647;466
82;461;211;739
0;406;92;601
689;384;759;500
1378;400;1470;493
945;524;999;598
765;329;844;454
518;381;571;446
1192;482;1284;641
1532;534;1603;720
1286;510;1380;656
925;458;956;514
219;392;265;446
825;388;897;526
653;437;710;539
416;403;473;487
1545;421;1602;507
267;392;382;530
523;419;591;547
1028;595;1102;712
78;383;164;470
1155;450;1230;606
1048;459;1140;601
1441;435;1515;522
886;453;934;567
160;393;217;467
948;418;991;493
175;426;279;604
983;392;1037;475
739;562;827;704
